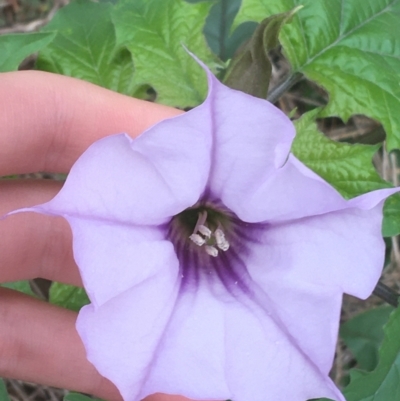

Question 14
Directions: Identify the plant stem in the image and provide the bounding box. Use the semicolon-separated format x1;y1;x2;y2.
373;281;399;307
266;72;303;103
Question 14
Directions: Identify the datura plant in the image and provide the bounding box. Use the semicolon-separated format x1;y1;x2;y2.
8;62;399;401
3;1;400;400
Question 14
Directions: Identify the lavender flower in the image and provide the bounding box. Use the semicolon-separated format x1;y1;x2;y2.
17;66;398;401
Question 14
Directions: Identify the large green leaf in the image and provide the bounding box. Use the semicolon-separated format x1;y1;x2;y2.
49;282;90;312
293;110;391;199
235;0;400;151
0;379;10;401
340;306;394;371
2;280;36;297
344;306;400;401
37;0;136;95
112;0;219;107
0;32;55;72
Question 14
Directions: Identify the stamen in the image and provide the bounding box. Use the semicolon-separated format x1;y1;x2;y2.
215;228;230;251
198;224;212;238
189;233;206;246
205;245;218;257
188;210;230;256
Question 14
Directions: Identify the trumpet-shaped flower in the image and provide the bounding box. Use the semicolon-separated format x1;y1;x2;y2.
15;65;398;401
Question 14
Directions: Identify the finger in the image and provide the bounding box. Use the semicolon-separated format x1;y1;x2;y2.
0;71;182;176
0;289;208;401
0;287;122;400
0;179;81;285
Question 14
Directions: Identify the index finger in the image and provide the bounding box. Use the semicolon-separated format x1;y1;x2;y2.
0;71;182;176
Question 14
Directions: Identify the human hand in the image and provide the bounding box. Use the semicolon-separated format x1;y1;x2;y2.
0;70;183;401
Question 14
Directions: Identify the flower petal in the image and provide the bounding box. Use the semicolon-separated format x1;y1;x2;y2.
64;216;178;307
253;275;343;375
140;287;344;401
248;202;386;303
78;280;344;401
202;73;296;209
232;155;348;222
237;197;392;376
37;116;212;225
220;153;400;223
76;262;180;401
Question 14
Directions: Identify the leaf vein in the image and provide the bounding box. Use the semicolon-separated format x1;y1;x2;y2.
299;0;397;70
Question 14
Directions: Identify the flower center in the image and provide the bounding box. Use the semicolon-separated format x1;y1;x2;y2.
167;198;251;293
167;197;265;295
188;210;230;257
168;201;233;260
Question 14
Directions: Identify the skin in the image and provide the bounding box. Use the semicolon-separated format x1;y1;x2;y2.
0;70;190;401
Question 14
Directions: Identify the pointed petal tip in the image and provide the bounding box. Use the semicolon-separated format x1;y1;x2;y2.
349;186;400;210
2;205;49;220
182;44;217;102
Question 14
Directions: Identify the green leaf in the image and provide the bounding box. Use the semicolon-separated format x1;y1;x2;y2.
49;282;90;312
224;7;301;99
37;0;136;95
2;280;36;297
235;0;400;151
0;32;56;72
344;306;400;401
292;110;391;199
64;392;104;401
203;0;241;60
0;379;10;401
112;0;219;107
382;194;400;237
340;306;394;371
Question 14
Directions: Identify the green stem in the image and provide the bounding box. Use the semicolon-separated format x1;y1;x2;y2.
266;72;303;103
373;281;399;307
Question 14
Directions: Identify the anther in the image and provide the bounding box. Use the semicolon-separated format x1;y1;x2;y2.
214;228;229;251
189;233;206;246
198;224;212;238
205;245;218;257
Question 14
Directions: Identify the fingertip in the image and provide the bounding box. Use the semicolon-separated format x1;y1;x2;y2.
0;70;182;175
